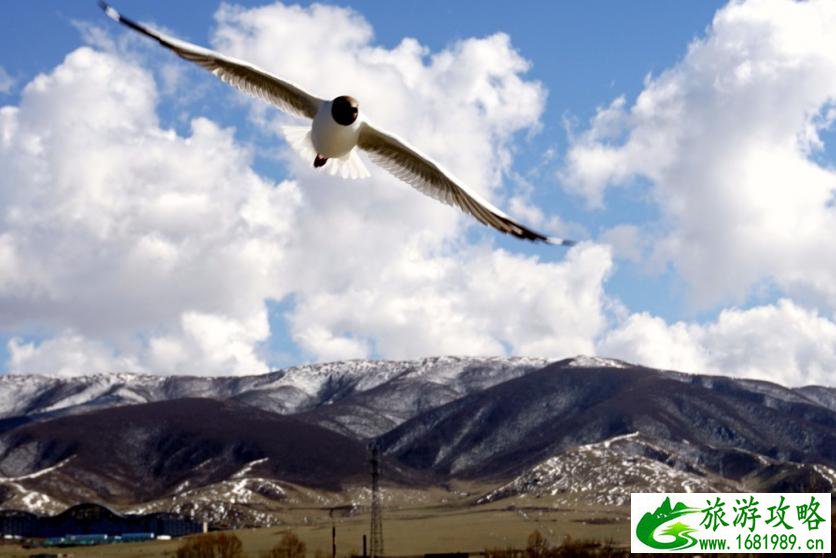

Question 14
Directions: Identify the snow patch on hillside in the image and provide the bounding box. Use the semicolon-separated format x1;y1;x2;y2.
479;433;723;506
0;456;74;482
568;356;627;369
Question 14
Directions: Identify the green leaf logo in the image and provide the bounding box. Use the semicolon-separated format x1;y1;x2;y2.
636;497;701;550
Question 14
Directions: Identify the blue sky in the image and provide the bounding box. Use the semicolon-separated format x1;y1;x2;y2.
1;1;834;385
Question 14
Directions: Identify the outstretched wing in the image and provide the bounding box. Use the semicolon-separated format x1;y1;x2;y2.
357;122;576;245
99;2;323;119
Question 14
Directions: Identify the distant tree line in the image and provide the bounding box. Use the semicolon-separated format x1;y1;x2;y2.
176;531;308;558
176;525;835;558
486;531;624;558
176;533;243;558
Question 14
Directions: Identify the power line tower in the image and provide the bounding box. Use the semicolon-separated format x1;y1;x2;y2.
369;443;384;557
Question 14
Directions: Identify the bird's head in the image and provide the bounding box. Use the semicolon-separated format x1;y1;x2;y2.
331;95;359;126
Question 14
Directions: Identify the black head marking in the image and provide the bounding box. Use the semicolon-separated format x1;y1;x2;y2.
331;95;359;126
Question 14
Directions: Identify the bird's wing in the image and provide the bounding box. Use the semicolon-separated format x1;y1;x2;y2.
357;122;576;245
99;2;323;119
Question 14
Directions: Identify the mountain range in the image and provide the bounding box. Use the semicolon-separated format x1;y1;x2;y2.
0;355;833;526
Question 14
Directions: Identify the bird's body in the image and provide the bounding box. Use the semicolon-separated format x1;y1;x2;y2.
99;1;575;246
311;99;362;160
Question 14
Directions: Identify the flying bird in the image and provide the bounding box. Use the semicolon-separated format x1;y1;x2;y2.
99;2;575;246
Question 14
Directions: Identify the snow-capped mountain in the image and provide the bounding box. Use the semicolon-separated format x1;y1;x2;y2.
379;359;836;481
0;356;547;437
0;355;833;525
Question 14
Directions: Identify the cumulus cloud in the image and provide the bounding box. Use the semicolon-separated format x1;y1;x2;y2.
1;3;608;375
289;243;613;361
8;334;141;376
0;47;299;375
563;0;836;309
599;299;836;387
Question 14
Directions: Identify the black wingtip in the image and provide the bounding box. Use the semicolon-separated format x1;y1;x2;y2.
96;0;119;17
97;0;162;44
545;236;577;247
507;225;576;247
98;1;120;21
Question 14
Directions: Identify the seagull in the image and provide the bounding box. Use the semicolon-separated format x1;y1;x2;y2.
99;2;575;246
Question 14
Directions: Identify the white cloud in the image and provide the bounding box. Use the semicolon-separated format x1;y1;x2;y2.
0;47;299;375
8;334;141;377
600;224;644;262
147;311;271;374
1;3;611;375
289;243;613;361
563;0;836;309
599;299;836;387
0;67;13;94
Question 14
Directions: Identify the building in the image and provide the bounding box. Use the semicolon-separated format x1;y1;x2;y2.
0;503;202;539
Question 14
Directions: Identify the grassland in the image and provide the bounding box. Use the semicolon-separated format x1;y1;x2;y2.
0;500;629;557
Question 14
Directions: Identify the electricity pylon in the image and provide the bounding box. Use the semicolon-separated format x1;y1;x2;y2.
369;443;384;557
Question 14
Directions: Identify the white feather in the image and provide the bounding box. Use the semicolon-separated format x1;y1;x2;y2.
281;125;370;180
281;125;317;161
333;149;371;180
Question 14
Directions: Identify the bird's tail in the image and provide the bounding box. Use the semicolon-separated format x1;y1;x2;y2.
332;149;371;180
280;126;370;180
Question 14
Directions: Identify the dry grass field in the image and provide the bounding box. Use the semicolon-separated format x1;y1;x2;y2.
0;500;629;557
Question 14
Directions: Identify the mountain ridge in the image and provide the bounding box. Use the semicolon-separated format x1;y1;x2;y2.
0;355;833;526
